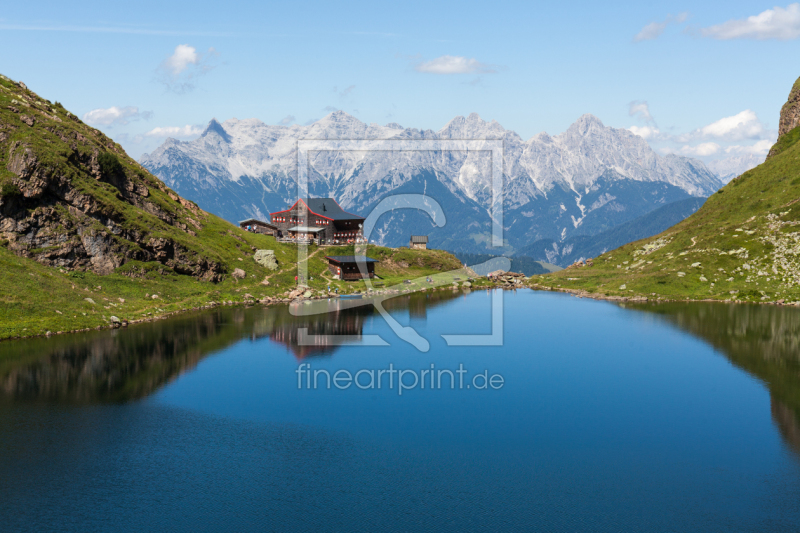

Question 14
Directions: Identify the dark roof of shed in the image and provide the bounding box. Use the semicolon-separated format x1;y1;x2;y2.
325;256;379;263
303;198;364;221
410;235;429;243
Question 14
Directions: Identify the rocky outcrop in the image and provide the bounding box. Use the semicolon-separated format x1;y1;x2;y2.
778;78;800;138
0;76;226;281
768;76;800;159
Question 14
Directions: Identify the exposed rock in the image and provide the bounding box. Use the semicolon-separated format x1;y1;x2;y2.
254;249;278;270
84;298;95;304
0;80;225;282
778;79;800;138
232;268;246;279
769;76;800;159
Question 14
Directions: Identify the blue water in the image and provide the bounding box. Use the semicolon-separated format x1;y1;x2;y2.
0;290;799;531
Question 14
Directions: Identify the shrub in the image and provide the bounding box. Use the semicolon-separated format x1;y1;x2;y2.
98;152;123;177
0;181;21;197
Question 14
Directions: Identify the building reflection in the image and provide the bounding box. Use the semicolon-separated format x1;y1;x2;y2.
622;301;800;460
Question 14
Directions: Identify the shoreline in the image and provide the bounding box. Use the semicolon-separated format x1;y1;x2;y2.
528;282;800;306
0;281;503;343
10;279;800;344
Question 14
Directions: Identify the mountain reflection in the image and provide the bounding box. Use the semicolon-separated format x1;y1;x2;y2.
622;301;800;459
0;290;464;403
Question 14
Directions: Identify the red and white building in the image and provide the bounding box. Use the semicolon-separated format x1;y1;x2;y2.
270;198;365;244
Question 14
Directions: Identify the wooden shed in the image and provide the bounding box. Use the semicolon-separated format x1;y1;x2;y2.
325;255;379;280
239;218;279;237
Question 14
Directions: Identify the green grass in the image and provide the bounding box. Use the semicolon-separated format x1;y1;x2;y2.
532;122;800;304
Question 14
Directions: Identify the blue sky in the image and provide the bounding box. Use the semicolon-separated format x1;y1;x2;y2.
2;1;798;162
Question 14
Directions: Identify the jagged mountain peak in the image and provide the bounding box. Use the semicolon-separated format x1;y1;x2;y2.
317;110;362;125
438;112;505;139
562;113;607;137
202;118;231;142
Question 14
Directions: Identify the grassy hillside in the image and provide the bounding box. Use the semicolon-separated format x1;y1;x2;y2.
0;75;468;340
531;123;800;303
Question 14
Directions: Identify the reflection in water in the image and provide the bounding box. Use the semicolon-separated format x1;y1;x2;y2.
0;290;464;403
623;301;800;458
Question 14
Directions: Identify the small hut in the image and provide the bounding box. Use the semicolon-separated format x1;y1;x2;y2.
326;256;379;280
409;235;428;250
239;219;278;237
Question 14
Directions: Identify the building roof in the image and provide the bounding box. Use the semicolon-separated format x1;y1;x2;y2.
410;235;429;243
272;198;364;221
304;198;364;221
287;226;326;233
325;255;379;264
239;218;277;228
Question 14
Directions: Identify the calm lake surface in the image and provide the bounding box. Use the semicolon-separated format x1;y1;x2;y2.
1;290;799;531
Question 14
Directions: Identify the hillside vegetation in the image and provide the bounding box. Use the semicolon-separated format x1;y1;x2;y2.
533;77;800;304
0;75;466;340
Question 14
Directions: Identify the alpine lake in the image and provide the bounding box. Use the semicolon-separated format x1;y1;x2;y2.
1;288;799;531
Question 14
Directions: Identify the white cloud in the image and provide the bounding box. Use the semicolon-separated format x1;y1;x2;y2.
157;44;218;93
83;106;152;126
696;110;767;141
162;44;199;76
278;115;296;126
145;125;204;138
635;21;669;42
628;100;654;123
337;85;356;98
724;139;774;155
701;3;800;40
415;55;498;74
680;142;722;157
628;125;662;139
634;12;688;41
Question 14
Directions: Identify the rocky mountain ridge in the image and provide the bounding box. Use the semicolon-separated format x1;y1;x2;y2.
141;111;723;258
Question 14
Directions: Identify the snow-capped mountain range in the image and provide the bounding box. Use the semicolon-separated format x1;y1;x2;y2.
140;111;723;257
